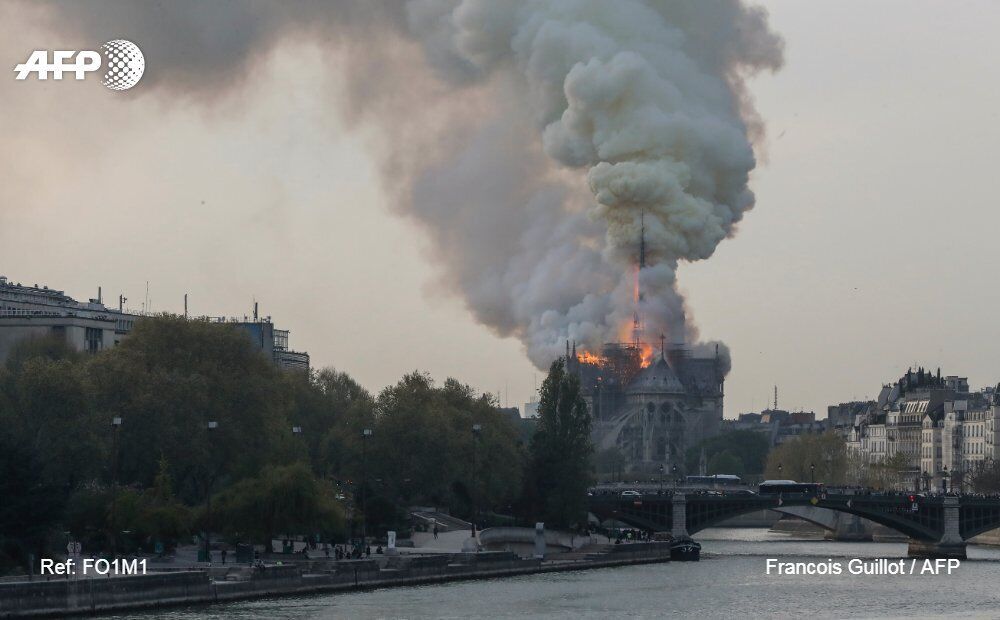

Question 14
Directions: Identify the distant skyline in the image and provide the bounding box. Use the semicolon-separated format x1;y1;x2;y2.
2;1;998;416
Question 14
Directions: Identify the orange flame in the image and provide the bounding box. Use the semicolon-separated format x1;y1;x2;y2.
638;342;654;367
576;351;606;366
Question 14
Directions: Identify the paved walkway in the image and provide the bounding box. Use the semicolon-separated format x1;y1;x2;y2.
409;530;474;553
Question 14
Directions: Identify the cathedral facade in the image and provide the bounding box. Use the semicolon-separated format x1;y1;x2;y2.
568;343;725;474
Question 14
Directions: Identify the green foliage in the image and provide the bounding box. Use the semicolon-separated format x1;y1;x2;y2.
86;316;296;498
970;460;1000;494
134;457;193;547
209;463;345;547
0;315;543;563
5;355;102;491
0;432;63;573
63;478;193;554
765;432;849;484
289;368;374;474
3;334;79;374
352;374;524;530
686;430;770;476
847;451;911;489
64;485;113;553
522;359;594;529
707;450;744;476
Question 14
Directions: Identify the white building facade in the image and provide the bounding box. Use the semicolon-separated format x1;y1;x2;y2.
847;367;1000;491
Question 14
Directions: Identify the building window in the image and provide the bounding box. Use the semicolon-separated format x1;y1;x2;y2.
85;327;103;353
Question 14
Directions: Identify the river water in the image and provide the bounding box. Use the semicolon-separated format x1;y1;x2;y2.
112;529;1000;619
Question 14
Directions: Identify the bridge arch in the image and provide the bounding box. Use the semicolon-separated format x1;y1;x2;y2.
588;493;945;541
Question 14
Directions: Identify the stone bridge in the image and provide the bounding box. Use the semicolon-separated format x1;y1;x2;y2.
587;491;1000;558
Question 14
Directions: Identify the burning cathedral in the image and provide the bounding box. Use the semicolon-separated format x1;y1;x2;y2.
565;218;725;475
567;340;725;475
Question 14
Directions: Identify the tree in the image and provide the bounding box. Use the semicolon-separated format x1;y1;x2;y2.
210;463;345;549
347;373;523;531
970;460;1000;494
3;341;101;493
686;430;769;476
85;316;296;501
288;368;375;475
765;432;849;484
0;432;62;573
707;450;744;476
135;457;193;549
522;359;594;529
846;452;911;489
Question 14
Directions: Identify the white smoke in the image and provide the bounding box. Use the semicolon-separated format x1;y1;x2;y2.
35;0;783;371
401;0;783;369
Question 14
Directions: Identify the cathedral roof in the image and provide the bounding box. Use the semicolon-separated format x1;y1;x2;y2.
626;357;686;395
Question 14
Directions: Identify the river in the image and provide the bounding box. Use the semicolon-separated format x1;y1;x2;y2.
110;529;1000;619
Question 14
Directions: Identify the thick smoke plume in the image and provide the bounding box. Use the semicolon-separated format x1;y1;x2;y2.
38;0;783;372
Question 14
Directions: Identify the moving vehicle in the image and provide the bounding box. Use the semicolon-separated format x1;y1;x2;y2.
757;480;824;496
685;474;743;487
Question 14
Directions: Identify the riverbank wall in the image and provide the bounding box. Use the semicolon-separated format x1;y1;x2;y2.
0;545;672;618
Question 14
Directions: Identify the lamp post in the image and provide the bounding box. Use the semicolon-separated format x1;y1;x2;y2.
361;428;372;544
942;465;949;494
658;464;665;494
204;420;218;563
810;462;815;483
110;416;123;555
778;462;783;478
472;424;482;537
671;463;678;487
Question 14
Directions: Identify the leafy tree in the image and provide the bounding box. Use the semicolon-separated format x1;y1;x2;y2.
4;350;101;492
686;430;769;476
209;463;345;549
0;433;62;573
135;457;193;549
3;334;79;375
522;359;594;529
348;373;523;531
765;432;849;484
62;463;193;555
288;368;374;474
707;450;744;476
86;316;296;501
970;460;1000;493
847;452;911;489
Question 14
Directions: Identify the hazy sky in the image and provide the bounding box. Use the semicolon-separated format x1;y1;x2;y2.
2;1;998;416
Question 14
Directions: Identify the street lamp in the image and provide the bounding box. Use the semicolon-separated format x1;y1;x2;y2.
778;462;783;478
810;462;815;483
472;424;482;538
671;463;678;487
204;420;218;563
658;464;665;494
942;465;949;494
110;417;123;555
361;428;372;544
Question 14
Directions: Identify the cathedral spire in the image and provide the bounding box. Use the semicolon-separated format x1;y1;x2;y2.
639;209;646;269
